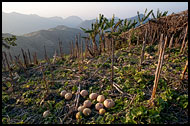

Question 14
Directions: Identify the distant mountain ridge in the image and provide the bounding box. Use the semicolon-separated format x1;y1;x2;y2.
2;25;85;60
3;11;150;35
2;12;83;35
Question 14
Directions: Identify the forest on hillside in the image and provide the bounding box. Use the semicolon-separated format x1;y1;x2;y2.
2;9;188;124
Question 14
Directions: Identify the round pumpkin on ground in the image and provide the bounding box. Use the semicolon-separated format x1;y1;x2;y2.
95;103;104;110
89;93;98;100
103;99;115;108
65;93;72;100
76;112;81;120
83;108;91;116
99;108;106;115
78;106;85;112
60;90;67;97
97;95;105;103
83;100;92;108
80;90;88;97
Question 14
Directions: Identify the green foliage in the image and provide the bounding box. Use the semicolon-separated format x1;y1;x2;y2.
152;9;168;19
2;35;17;49
137;8;153;25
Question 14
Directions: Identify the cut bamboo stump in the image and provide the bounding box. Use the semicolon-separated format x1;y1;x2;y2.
157;34;164;55
181;60;188;80
139;29;148;70
111;38;115;89
182;40;188;55
180;26;188;53
168;34;174;48
149;36;168;106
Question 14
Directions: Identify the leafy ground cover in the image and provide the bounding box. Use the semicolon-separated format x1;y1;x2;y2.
2;44;188;124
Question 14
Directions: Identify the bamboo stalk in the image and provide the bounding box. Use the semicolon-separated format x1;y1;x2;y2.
111;37;115;88
181;60;188;80
28;49;32;64
157;34;164;55
81;40;83;63
3;52;13;81
33;52;38;65
182;40;188;55
180;26;188;53
24;51;29;67
59;39;63;58
44;45;49;63
151;31;156;45
21;48;27;68
149;36;168;106
168;34;174;48
140;29;148;66
8;52;13;65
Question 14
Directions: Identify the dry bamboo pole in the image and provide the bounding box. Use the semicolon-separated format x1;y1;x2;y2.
168;34;174;48
157;34;164;55
8;52;13;65
84;38;88;58
151;31;156;45
180;26;188;53
58;39;63;59
140;29;148;66
3;52;13;81
149;36;168;106
24;51;29;67
33;52;38;65
75;35;79;59
111;37;115;89
21;48;27;68
181;60;188;80
71;40;74;58
81;40;83;63
44;45;50;63
27;49;32;64
182;40;188;55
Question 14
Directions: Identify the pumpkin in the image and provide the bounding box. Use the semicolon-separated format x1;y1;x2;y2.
65;92;72;100
60;90;67;97
89;93;98;100
103;99;115;108
97;95;105;103
99;108;106;115
83;100;92;108
83;108;91;116
76;112;81;119
80;90;88;97
95;103;104;110
78;106;85;112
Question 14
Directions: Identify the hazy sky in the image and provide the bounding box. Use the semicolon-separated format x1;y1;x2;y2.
2;2;188;20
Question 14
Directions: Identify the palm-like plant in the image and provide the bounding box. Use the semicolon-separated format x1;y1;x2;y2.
137;8;153;25
152;9;168;19
80;19;99;56
2;35;17;49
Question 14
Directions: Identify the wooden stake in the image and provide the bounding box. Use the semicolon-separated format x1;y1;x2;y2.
182;40;188;55
140;29;148;66
157;34;164;55
180;26;188;53
181;60;188;80
168;34;174;48
149;36;168;106
28;49;32;64
111;37;115;88
8;52;13;65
